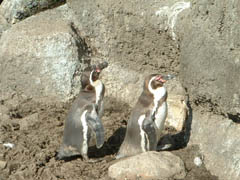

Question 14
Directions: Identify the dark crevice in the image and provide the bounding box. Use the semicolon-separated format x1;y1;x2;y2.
69;22;92;65
227;113;240;124
194;95;220;114
157;98;192;151
171;100;192;150
8;110;23;119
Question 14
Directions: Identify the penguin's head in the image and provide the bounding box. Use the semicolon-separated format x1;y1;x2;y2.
145;74;174;91
81;61;108;89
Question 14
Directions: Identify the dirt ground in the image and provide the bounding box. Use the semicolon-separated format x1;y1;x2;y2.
0;98;218;180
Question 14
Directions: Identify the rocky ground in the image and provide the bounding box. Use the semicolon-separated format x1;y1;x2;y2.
0;98;218;180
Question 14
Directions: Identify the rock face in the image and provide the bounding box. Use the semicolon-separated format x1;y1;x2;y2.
0;6;89;103
174;1;240;179
165;77;188;131
0;14;9;37
190;110;240;180
67;0;190;105
108;151;186;180
179;0;240;117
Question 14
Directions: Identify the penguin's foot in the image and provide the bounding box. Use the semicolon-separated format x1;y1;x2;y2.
55;148;79;161
82;154;101;163
55;153;80;161
55;150;70;160
55;152;64;160
115;153;125;159
156;144;172;151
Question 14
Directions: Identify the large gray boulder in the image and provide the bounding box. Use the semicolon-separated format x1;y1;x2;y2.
178;0;240;117
0;5;88;103
108;151;186;180
189;109;240;180
175;1;240;179
0;0;65;24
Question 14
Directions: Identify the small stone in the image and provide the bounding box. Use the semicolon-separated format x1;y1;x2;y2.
108;151;186;180
0;153;4;159
19;113;39;130
0;160;7;169
194;156;203;167
3;143;15;148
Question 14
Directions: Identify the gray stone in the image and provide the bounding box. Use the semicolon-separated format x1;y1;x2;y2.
0;0;66;24
189;109;240;180
165;77;188;131
0;105;8;116
108;151;186;180
0;160;7;169
0;6;89;104
0;153;4;160
0;14;10;37
178;0;240;116
19;113;39;130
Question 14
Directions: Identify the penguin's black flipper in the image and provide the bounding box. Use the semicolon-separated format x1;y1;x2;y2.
85;104;104;149
142;111;157;151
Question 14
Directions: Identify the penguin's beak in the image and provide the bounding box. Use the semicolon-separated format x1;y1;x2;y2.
161;74;175;81
155;74;175;83
97;61;108;70
155;75;166;83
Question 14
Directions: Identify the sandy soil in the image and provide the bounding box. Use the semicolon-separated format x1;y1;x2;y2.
0;99;218;180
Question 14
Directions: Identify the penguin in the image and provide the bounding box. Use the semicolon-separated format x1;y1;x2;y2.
56;61;108;161
116;74;174;159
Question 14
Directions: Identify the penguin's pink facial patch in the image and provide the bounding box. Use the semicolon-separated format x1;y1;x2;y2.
96;68;101;73
155;75;166;83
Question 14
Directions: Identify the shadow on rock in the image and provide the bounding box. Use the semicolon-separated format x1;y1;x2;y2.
158;100;193;151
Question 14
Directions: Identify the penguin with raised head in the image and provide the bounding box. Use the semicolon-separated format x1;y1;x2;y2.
116;74;174;159
57;62;108;161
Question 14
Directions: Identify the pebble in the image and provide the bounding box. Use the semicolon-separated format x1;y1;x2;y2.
3;143;15;148
194;156;203;167
0;153;4;159
0;160;7;169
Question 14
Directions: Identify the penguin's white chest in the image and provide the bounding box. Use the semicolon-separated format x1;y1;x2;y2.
154;102;167;130
95;82;103;105
150;87;167;138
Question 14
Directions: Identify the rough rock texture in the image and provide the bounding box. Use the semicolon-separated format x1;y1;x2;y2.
172;1;240;179
189;109;240;180
0;160;7;169
18;113;39;131
178;0;240;117
0;0;66;24
67;0;191;104
0;6;89;103
108;151;186;180
0;14;9;37
165;77;188;131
